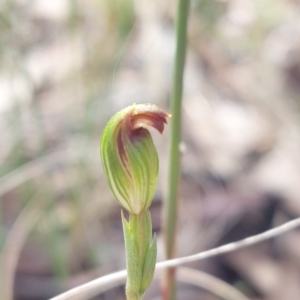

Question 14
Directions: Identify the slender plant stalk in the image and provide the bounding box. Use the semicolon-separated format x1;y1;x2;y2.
163;0;190;299
122;210;157;300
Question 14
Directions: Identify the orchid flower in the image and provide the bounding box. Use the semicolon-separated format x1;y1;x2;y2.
100;103;170;300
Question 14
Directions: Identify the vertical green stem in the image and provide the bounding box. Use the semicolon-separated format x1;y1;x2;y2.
163;0;190;299
122;210;157;300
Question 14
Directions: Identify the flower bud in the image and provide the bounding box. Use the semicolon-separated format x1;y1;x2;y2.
100;103;170;215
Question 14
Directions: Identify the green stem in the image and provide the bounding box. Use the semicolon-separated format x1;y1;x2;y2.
122;210;157;300
163;0;190;299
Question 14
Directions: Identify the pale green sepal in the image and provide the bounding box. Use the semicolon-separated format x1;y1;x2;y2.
140;235;157;295
122;212;142;299
125;131;159;214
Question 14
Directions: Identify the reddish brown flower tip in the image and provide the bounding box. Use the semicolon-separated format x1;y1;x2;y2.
130;103;170;134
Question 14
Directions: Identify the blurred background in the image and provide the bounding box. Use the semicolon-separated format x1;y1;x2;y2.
1;0;300;299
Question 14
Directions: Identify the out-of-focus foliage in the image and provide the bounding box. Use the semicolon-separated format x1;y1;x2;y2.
1;0;300;299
